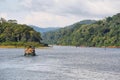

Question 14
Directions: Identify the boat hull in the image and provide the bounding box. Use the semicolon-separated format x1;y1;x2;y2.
24;53;36;56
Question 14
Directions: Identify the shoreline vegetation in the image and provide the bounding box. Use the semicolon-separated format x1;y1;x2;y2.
0;42;48;48
0;44;120;48
0;18;49;49
42;13;120;47
1;13;120;48
0;45;49;48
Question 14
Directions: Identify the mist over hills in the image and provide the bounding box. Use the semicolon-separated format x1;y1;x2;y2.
29;20;96;33
29;25;59;33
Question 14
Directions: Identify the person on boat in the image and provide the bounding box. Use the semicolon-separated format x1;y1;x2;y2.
24;46;36;56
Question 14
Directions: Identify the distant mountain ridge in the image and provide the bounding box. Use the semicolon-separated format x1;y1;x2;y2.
29;20;96;33
64;20;96;29
78;20;96;25
29;25;59;33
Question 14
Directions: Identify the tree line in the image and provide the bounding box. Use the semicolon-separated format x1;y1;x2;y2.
42;13;120;47
0;18;45;47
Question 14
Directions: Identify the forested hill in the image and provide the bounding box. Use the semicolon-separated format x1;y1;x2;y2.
42;13;120;47
42;20;96;44
0;18;43;47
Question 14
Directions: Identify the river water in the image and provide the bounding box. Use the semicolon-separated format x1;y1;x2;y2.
0;46;120;80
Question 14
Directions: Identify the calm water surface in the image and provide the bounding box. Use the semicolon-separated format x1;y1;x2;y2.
0;46;120;80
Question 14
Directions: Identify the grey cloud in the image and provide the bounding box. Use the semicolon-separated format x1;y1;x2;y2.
20;0;55;11
18;0;120;18
20;0;89;16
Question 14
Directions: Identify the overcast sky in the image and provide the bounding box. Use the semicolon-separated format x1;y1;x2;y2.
0;0;120;27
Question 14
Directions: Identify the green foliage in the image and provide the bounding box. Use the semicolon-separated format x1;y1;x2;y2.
0;42;45;47
0;20;44;46
42;13;120;47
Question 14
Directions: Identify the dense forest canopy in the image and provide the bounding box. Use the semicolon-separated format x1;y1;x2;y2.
42;13;120;47
0;18;43;47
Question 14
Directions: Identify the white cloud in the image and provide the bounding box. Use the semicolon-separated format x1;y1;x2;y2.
0;13;8;18
19;0;120;17
1;0;120;27
22;12;80;27
86;0;120;16
20;0;33;8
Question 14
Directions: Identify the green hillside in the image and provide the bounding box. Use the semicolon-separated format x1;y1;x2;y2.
42;20;96;44
42;13;120;47
0;18;45;47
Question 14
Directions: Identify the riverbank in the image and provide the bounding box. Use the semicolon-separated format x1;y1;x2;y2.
0;45;120;48
101;46;120;48
0;45;17;48
0;42;48;48
0;45;49;48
